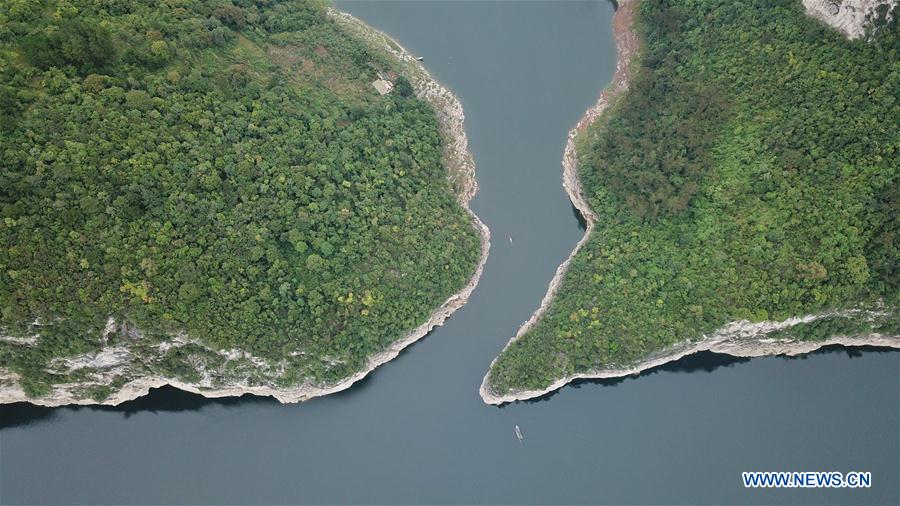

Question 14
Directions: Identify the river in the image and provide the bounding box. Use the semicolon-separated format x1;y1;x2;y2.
1;1;897;504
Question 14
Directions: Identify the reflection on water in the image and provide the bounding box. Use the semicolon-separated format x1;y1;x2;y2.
571;203;588;231
0;402;59;431
510;346;899;405
0;387;274;431
4;346;893;429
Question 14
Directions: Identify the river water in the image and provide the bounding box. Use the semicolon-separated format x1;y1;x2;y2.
1;2;897;504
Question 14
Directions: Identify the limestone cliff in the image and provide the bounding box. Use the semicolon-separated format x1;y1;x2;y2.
803;0;896;39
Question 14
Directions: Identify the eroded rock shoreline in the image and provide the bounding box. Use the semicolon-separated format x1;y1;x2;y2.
482;311;900;405
0;9;491;407
479;0;899;405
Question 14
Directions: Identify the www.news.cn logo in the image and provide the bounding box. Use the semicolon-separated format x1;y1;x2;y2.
742;471;872;488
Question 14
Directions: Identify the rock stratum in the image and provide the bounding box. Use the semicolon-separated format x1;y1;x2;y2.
803;0;896;39
480;0;899;405
0;9;490;407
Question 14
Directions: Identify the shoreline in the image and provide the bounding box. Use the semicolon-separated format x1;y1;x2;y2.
483;327;900;405
479;0;640;405
0;9;491;408
478;0;899;405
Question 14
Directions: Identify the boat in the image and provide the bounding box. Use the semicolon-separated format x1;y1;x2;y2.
514;425;523;442
415;56;424;61
508;234;513;243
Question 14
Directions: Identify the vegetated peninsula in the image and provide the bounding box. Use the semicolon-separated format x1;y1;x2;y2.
0;0;489;406
482;0;899;404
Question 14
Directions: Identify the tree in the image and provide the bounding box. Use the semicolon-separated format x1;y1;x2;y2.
393;76;413;97
24;19;115;73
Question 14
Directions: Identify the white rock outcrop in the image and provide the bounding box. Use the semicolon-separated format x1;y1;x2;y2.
803;0;896;39
0;8;491;408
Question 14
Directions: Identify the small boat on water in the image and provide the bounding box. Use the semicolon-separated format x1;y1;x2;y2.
514;425;524;442
415;56;424;61
508;234;513;244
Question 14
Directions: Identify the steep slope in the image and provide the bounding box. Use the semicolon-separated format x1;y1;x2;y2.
0;0;488;405
482;0;899;403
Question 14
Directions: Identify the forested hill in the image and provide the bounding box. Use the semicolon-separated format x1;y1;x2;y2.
486;0;898;396
0;0;481;400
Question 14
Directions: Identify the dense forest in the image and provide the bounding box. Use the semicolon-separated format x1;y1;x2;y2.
0;0;481;397
487;0;898;394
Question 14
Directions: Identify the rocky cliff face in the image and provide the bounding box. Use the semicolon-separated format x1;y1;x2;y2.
803;0;896;39
0;9;491;408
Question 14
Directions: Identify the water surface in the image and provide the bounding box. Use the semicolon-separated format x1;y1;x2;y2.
1;2;897;504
